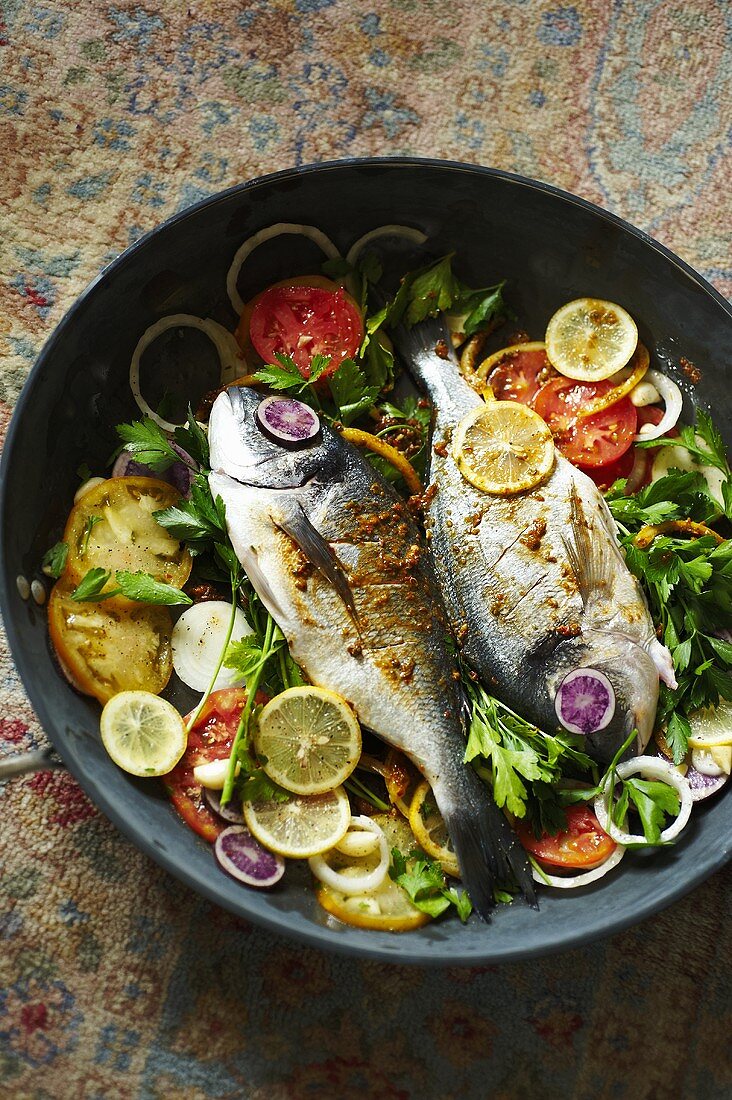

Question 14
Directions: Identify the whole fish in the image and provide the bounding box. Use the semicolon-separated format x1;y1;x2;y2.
393;317;676;763
207;385;535;918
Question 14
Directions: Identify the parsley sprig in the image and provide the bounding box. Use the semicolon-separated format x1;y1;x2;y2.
390;847;473;922
606;413;732;763
365;253;512;338
70;567;193;606
253;353;380;427
560;729;681;847
464;679;593;832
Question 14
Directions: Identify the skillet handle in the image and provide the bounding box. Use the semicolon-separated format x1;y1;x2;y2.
0;747;65;779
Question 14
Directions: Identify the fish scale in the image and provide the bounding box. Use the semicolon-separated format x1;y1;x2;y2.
207;385;536;917
394;316;676;764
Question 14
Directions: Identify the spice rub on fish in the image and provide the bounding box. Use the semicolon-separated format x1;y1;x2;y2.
207;385;535;917
393;317;676;764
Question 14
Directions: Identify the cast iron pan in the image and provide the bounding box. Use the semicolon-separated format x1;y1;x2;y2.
2;159;731;965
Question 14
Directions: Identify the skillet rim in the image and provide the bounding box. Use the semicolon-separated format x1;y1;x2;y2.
1;156;731;966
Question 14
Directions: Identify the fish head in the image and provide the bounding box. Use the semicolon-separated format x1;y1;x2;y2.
546;630;660;764
208;387;341;489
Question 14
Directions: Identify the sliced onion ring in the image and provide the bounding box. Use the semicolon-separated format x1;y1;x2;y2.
594;755;692;845
624;447;648;494
130;314;243;431
344;224;428;298
226;223;341;316
308;816;388;895
532;843;626;889
633;370;682;442
256;395;321;448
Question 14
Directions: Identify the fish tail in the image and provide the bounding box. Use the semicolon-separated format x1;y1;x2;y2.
444;786;538;921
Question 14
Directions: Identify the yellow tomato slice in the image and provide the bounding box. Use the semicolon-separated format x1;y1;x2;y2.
48;579;173;704
63;477;192;590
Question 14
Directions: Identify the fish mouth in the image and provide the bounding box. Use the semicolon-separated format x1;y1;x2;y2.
213;452;312;491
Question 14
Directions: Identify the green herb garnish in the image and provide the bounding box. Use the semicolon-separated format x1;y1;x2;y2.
389;847;472;922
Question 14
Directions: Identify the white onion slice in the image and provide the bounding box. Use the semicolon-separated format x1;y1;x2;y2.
691;747;725;778
344;224;428;299
130;314;243;431
172;601;253;693
226;223;341;316
74;477;106;503
633;370;682;441
625;447;648;494
308;816;388;895
532;843;626;889
594;755;692;845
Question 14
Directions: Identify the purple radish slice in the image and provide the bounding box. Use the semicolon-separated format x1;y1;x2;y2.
204;785;245;824
555;668;615;735
655;746;727;803
112;443;195;497
256;396;320;448
686;764;727;802
214;826;285;887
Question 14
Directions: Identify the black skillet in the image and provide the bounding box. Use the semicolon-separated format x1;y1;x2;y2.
2;159;731;965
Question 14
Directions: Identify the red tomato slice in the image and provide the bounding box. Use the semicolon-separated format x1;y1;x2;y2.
517;804;616;869
249;284;364;378
578;445;635;491
487;347;556;404
533;377;637;468
164;687;248;843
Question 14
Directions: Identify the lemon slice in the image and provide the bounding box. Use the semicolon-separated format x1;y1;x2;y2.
243;785;351;858
408;780;460;878
452;400;554;495
315;813;430;931
254;686;361;796
100;691;187;776
545;298;638;381
687;701;732;749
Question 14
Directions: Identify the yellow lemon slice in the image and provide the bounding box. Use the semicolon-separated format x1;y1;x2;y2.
545;298;638;381
452;400;555;495
100;691;187;776
408;780;460;878
242;785;351;858
254;686;361;796
315;814;430;931
687;701;732;749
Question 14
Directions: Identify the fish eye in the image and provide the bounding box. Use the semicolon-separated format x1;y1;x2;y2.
255;396;321;450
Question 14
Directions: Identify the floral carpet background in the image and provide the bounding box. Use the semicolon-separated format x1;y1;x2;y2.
1;1;731;1096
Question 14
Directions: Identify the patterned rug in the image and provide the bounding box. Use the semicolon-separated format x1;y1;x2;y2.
1;2;730;1097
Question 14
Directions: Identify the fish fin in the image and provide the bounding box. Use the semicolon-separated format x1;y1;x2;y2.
276;504;358;622
446;784;538;921
562;482;621;608
238;545;287;621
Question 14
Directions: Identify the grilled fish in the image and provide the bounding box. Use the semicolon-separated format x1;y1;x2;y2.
393;317;676;763
207;385;535;917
